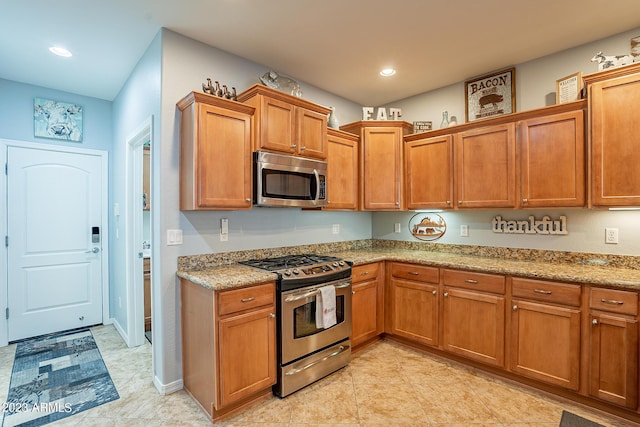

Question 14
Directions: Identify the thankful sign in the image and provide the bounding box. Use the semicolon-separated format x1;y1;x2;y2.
492;215;568;235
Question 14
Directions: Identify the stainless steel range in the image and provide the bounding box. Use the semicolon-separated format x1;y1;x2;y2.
240;254;352;397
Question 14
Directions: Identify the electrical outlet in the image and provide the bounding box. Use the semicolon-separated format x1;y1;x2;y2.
394;223;401;233
332;224;340;234
605;227;619;244
220;218;229;242
460;224;469;237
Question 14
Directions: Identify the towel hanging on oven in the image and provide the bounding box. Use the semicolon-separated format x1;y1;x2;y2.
315;285;337;329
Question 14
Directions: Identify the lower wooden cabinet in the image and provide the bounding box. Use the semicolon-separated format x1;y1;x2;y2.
442;269;506;368
389;263;439;347
351;262;384;347
181;279;276;421
588;287;638;409
509;278;581;391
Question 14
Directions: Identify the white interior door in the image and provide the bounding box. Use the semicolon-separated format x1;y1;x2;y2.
7;145;104;341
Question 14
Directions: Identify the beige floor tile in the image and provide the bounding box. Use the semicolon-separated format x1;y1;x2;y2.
413;381;500;424
354;381;427;424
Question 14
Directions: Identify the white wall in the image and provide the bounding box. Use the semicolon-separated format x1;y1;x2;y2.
375;27;640;256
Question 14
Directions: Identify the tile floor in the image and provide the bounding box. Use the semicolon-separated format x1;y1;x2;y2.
0;325;636;426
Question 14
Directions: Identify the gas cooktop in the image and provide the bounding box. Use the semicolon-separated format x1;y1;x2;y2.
239;254;351;289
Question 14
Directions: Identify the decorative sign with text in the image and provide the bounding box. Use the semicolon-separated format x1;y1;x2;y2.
492;215;568;235
362;107;402;121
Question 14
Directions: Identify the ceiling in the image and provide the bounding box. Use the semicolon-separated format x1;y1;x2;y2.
2;1;640;106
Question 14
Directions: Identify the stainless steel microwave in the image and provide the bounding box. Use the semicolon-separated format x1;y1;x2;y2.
253;151;327;208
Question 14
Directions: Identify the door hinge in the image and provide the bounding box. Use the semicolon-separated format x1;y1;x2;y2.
4;163;7;175
4;236;7;248
5;308;8;320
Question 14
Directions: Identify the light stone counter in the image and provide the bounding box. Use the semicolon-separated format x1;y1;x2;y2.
177;244;640;292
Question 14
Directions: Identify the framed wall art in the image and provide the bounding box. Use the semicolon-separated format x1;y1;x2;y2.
465;68;516;122
34;97;83;142
555;72;583;104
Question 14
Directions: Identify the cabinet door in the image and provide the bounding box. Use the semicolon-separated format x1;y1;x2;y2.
590;73;640;206
297;107;327;159
519;110;585;207
442;287;505;367
217;306;276;408
258;96;296;154
589;312;638;408
510;300;581;390
361;127;403;210
454;123;516;208
194;103;252;209
326;130;358;210
352;280;379;347
390;279;439;347
405;135;453;209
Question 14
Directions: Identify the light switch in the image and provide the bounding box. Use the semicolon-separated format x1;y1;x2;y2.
220;218;229;242
167;229;183;245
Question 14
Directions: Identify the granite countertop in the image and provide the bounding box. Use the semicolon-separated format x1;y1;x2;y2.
177;247;640;292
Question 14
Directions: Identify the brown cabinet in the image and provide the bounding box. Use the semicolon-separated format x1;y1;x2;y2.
237;84;330;159
389;263;440;347
588;287;638;408
180;279;276;421
584;63;640;206
351;262;384;347
340;121;413;210
454;123;517;208
325;128;359;210
178;92;254;210
509;278;581;390
518;106;585;207
442;269;506;367
405;134;453;210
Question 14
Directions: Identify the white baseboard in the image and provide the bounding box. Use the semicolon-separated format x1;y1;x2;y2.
153;376;183;395
110;318;130;346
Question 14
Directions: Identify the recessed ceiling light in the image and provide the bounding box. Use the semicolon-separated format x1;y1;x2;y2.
49;46;72;57
380;68;396;77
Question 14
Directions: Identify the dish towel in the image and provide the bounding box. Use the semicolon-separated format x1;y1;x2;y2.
315;285;337;329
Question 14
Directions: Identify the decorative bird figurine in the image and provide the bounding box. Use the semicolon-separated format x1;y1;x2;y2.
202;78;213;94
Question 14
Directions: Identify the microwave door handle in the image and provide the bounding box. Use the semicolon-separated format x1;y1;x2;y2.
313;169;320;203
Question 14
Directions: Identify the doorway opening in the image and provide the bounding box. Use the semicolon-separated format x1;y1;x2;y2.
126;117;152;348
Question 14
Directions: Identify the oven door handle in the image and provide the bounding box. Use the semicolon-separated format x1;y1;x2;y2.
285;344;350;376
284;282;351;303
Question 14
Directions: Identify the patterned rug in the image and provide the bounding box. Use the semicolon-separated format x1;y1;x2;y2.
1;329;119;426
559;410;605;427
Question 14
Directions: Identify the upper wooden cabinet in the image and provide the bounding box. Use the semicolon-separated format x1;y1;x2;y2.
405;100;586;210
237;84;330;160
405;134;453;210
517;106;585;208
340;121;413;210
325;128;359;210
584;63;640;207
455;122;517;209
178;92;255;210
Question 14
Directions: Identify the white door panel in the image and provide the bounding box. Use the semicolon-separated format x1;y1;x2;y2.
7;146;104;341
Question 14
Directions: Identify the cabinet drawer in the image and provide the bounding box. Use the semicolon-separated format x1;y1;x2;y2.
590;288;638;316
391;263;439;283
512;278;581;307
443;269;505;294
352;263;380;283
218;282;275;316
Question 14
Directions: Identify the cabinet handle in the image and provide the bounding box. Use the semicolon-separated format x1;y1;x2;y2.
444;292;449;297
269;313;276;318
360;271;369;276
241;297;256;303
446;200;451;205
513;305;518;311
408;271;420;276
290;144;297;149
396;201;400;206
245;198;251;202
592;319;598;325
300;146;306;151
533;289;552;295
600;298;624;305
522;198;528;204
432;290;437;295
352;290;356;295
457;200;462;205
465;279;478;284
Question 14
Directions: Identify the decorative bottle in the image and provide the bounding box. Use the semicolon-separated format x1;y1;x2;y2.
328;107;339;129
440;111;449;128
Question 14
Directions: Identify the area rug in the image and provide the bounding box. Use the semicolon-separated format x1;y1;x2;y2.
1;329;119;427
559;410;605;427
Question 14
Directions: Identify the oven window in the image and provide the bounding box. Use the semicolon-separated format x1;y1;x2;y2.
293;295;345;338
263;170;315;200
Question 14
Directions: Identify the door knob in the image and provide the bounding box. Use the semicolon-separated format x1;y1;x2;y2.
85;247;100;253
